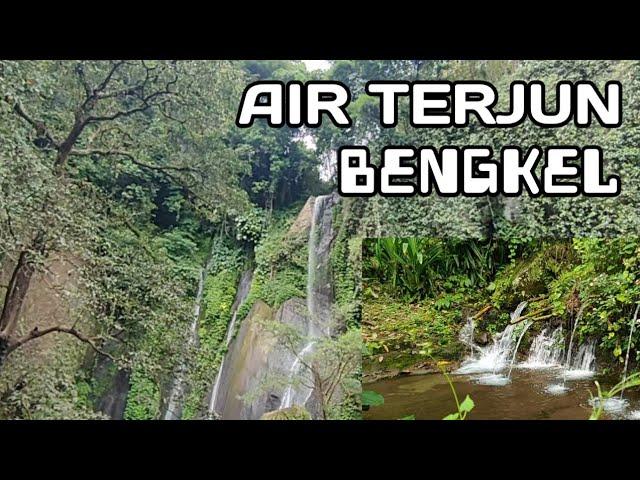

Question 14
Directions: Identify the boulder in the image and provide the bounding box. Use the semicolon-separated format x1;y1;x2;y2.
261;405;312;420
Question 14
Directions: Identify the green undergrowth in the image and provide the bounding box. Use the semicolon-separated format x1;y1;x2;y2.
363;237;640;376
236;203;309;322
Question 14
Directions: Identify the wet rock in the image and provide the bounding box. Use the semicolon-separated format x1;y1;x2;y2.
215;298;313;420
474;331;490;345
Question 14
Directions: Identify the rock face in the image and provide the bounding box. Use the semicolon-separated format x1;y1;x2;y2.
215;297;311;419
286;196;315;241
95;364;130;419
474;331;490;346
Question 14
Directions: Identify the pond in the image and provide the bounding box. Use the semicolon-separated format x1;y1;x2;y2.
363;368;640;420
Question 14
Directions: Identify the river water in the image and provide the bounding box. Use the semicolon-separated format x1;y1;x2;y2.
363;369;640;420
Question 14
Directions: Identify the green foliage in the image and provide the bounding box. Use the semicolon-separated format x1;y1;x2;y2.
236;208;308;322
362;295;467;370
331;199;363;329
589;372;640;420
364;238;500;301
124;369;160;420
182;268;238;419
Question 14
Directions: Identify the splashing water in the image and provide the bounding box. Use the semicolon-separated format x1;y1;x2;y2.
589;396;629;414
628;410;640;420
546;383;569;395
459;317;484;355
455;302;528;379
564;340;597;380
507;321;533;378
564;306;585;373
520;327;565;369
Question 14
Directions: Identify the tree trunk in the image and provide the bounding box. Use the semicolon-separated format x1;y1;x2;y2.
0;336;9;370
0;235;44;370
0;251;36;334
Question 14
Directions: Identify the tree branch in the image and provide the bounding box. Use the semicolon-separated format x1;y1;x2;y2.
8;98;59;148
7;325;115;361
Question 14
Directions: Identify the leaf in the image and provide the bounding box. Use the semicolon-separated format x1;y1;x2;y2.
399;415;415;420
443;413;460;420
459;395;475;413
361;390;384;407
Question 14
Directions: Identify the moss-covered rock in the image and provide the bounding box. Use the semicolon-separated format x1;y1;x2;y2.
260;405;311;420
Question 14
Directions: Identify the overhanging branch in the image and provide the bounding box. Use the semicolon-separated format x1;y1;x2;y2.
7;325;116;361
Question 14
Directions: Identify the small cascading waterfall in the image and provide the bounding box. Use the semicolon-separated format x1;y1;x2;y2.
206;269;253;418
279;194;336;411
620;303;640;397
521;326;565;368
455;301;528;379
507;321;533;378
459;317;483;355
163;254;212;420
564;305;586;373
564;339;597;380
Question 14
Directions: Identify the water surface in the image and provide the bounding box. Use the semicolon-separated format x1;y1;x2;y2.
363;369;640;420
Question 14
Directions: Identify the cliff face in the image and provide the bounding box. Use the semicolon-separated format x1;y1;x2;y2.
214;298;311;420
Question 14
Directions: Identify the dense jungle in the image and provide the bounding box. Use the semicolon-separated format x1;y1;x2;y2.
0;60;361;420
2;59;639;420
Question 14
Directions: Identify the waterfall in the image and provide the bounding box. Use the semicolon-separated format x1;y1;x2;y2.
163;256;211;420
459;317;483;355
620;303;640;397
564;305;585;371
521;326;565;368
455;301;528;379
280;341;316;409
207;269;253;418
564;339;597;380
279;194;336;411
507;321;532;378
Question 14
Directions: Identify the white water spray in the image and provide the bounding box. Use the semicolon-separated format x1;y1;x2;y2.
455;302;528;382
507;321;533;378
280;341;316;409
521;327;565;369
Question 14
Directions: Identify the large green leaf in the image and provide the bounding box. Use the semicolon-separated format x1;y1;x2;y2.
361;390;384;407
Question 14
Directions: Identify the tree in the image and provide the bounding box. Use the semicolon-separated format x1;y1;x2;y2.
0;60;247;369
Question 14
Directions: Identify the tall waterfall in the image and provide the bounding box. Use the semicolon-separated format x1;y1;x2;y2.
163;254;212;420
279;194;336;411
207;269;253;418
